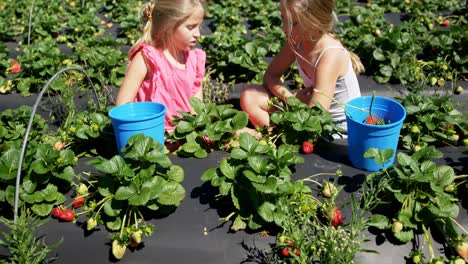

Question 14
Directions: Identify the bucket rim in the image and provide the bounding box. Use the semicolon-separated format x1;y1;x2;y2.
344;96;406;127
109;102;167;122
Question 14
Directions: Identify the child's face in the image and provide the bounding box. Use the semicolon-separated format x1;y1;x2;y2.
172;6;204;51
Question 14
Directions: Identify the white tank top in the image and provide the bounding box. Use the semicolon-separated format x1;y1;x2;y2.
297;46;361;123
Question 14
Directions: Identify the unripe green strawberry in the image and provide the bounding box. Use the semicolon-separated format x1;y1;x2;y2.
455;86;464;95
412;255;421;263
278;235;287;243
322;181;336;198
453;258;465;264
450;134;460;142
414;145;422;152
112;240;126;260
132;230;143;244
463;138;468;146
392;221;403;233
455;241;468;260
87;217;97;230
444;184;456;193
76;183;88;196
410;125;420;134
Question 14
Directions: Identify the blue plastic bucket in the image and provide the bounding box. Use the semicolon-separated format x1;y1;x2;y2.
109;102;166;154
345;96;406;171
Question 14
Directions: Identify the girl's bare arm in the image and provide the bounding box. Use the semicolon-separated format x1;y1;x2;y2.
264;44;296;101
115;52;148;105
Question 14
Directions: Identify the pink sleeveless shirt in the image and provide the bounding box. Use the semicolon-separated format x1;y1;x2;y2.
129;44;206;131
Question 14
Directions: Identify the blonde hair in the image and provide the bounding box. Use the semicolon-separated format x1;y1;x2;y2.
280;0;364;74
129;0;204;57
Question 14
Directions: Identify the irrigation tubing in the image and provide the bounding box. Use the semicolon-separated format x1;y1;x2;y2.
27;0;35;45
13;66;99;223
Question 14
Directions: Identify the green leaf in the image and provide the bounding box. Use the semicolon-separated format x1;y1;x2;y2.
239;133;258;153
158;182;185;205
394;230;413;243
373;48;385;61
431;165;454;188
243;170;266;183
219;181;232;196
114;185;137;200
31;203;53;217
230;148;248;160
219;159;236;179
363;148;394;165
54;166;75;182
194;148;208;159
128;189;151;206
167;165;185;183
231;215;247;231
201;168;217;182
252;176;277;193
247;156;267;174
366;214;390;229
189;97;204;115
176;120;194;133
273;211;286;227
231;112;248;130
258;202;275;222
231;186;240;210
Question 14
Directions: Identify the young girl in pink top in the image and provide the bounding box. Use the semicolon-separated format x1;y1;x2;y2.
116;0;206;132
241;0;364;133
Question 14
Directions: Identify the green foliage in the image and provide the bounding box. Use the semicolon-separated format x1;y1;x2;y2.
201;133;306;231
397;93;468;150
0;208;62;264
169;98;248;158
0;106;76;217
269;97;343;145
365;147;462;245
84;134;185;247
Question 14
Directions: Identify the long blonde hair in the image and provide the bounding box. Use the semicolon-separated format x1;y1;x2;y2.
280;0;364;74
129;0;204;57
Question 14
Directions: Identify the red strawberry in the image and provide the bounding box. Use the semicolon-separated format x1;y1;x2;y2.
9;60;21;74
301;141;314;154
54;141;65;151
60;208;75;222
72;196;85;209
441;19;450;26
202;135;214;144
51;207;63;219
280;248;290;257
295;249;300;256
455;241;468;260
365;115;380;124
327;206;344;227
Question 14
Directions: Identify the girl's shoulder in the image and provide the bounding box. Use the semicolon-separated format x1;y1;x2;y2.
130;43;163;61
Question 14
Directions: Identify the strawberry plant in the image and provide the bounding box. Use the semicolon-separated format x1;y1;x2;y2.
0;208;62;263
267;172;384;264
201;133;307;231
365;147;468;262
169;97;248;158
397;93;468;150
0;106;49;152
57;109;115;157
268;96;343;146
82;134;185;260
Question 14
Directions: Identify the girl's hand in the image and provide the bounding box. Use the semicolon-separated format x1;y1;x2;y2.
294;87;313;105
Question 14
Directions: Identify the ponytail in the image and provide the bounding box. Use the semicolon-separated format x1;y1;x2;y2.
128;1;155;58
349;51;364;75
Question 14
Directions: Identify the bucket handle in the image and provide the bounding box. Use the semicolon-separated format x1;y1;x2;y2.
313;88;378;116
